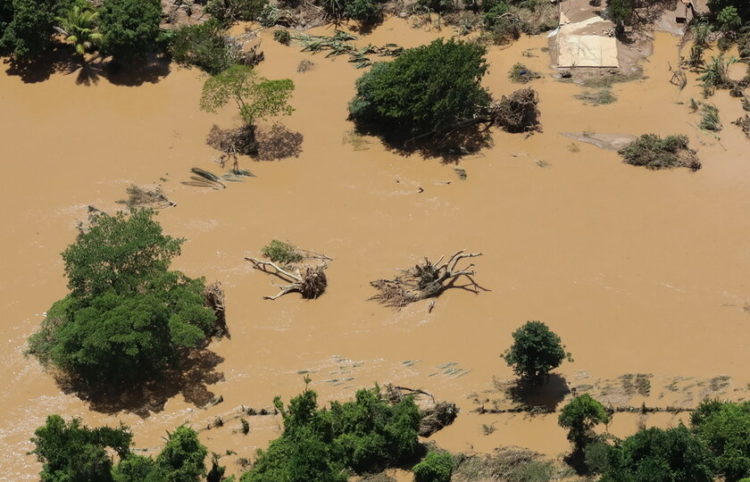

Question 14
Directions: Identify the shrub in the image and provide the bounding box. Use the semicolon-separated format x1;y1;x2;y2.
207;0;269;24
618;134;700;170
558;395;610;451
484;6;522;44
575;88;616;105
27;209;216;386
503;321;568;382
508;62;540;83
700;103;721;131
170;19;237;74
262;240;303;264
349;39;491;142
274;28;291;45
414;452;453;482
709;0;750;23
692;400;750;481
100;0;162;60
345;0;383;25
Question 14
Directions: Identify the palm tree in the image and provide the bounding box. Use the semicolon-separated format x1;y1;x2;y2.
55;6;103;57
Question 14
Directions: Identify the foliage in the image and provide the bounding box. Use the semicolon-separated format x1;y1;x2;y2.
413;452;453;482
0;0;72;58
692;400;750;481
585;441;615;474
100;0;162;60
717;6;742;32
575;88;616;105
262;240;303;264
200;65;295;126
601;426;715;481
56;5;103;57
206;0;269;24
484;8;522;45
708;0;750;23
241;385;421;480
152;426;208;482
606;0;635;27
349;39;491;141
699;55;737;91
27;209;216;386
508;62;540;83
700;103;721;131
558;395;610;451
618;134;700;170
31;415;132;482
170;19;237;75
502;321;568;382
344;0;383;25
274;29;291;45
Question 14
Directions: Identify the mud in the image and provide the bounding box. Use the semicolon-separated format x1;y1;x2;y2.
1;18;750;479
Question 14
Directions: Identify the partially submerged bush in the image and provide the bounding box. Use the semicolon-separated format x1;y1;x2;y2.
558;395;610;452
618;134;701;171
491;87;541;133
273;28;291;45
414;452;453;482
170;19;238;75
700;103;721;131
575;88;617;105
207;0;269;24
508;62;541;83
262;240;303;264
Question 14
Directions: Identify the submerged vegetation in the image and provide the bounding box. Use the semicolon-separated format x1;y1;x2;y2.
618;134;701;171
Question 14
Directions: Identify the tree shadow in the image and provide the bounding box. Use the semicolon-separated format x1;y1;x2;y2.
503;374;570;413
3;46;78;83
256;123;304;161
103;54;170;86
55;348;225;418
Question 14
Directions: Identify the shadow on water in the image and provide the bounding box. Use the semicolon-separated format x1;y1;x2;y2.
504;373;571;413
55;348;225;418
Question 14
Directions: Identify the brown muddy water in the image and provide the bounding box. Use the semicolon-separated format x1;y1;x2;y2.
1;19;750;479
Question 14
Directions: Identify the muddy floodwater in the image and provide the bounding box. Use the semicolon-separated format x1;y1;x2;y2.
1;19;750;479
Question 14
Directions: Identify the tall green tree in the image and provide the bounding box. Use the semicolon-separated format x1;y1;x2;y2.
27;209;216;386
152;426;208;482
558;395;610;452
100;0;162;60
503;321;569;383
200;64;295;126
0;0;72;58
56;5;103;57
348;39;491;141
692;400;750;481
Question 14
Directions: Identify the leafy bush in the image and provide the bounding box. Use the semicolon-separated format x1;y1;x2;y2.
717;5;742;31
558;395;610;451
170;19;237;75
700;103;721;131
207;0;269;24
241;385;421;480
27;209;216;386
484;6;522;44
692;400;750;481
508;62;540;83
100;0;162;60
345;0;383;25
708;0;750;23
262;240;303;264
618;134;700;170
349;39;491;142
414;452;453;482
274;28;291;45
503;321;568;382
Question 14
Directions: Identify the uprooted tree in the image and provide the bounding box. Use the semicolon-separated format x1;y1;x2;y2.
245;241;332;300
370;250;486;308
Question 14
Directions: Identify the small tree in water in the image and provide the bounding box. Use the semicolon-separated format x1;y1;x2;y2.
558;395;610;452
503;321;569;383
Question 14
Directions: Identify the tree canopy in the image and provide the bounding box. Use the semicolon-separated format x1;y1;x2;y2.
170;19;237;75
558;394;610;451
692;400;750;481
348;39;492;142
100;0;162;60
0;0;73;58
200;65;295;126
503;321;569;382
27;209;216;387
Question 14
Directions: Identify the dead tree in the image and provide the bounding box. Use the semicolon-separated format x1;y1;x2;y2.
491;88;541;133
204;281;229;338
245;257;327;300
370;250;487;308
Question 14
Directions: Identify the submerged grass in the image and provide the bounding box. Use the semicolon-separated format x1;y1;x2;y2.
575;88;617;105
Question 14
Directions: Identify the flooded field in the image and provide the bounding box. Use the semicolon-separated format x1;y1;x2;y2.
1;18;749;479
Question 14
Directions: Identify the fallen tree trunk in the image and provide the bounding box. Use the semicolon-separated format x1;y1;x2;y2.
245;257;328;300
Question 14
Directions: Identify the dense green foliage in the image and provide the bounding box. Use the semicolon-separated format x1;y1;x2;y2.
349;39;491;141
606;0;635;28
31;416;209;482
200;65;295;126
100;0;162;60
320;0;384;25
708;0;750;23
241;385;421;481
27;209;216;386
207;0;269;24
618;134;699;170
601;426;715;481
0;0;72;58
558;395;609;451
413;452;453;482
262;240;303;264
170;20;236;75
56;5;103;57
503;321;568;382
692;400;750;481
274;29;291;45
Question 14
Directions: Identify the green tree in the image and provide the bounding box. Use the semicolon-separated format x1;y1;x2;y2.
112;455;157;482
27;209;216;386
56;5;103;57
692;400;750;481
0;0;72;58
100;0;161;60
200;65;295;126
206;0;269;25
717;6;742;32
708;0;750;22
602;426;715;481
558;395;610;452
153;426;208;482
503;321;569;383
31;415;132;482
170;19;237;75
413;452;453;482
348;39;491;142
606;0;635;30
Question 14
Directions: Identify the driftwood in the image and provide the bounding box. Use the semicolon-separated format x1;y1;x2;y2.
370;250;487;308
490;88;541;133
204;281;229;338
245;257;328;300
